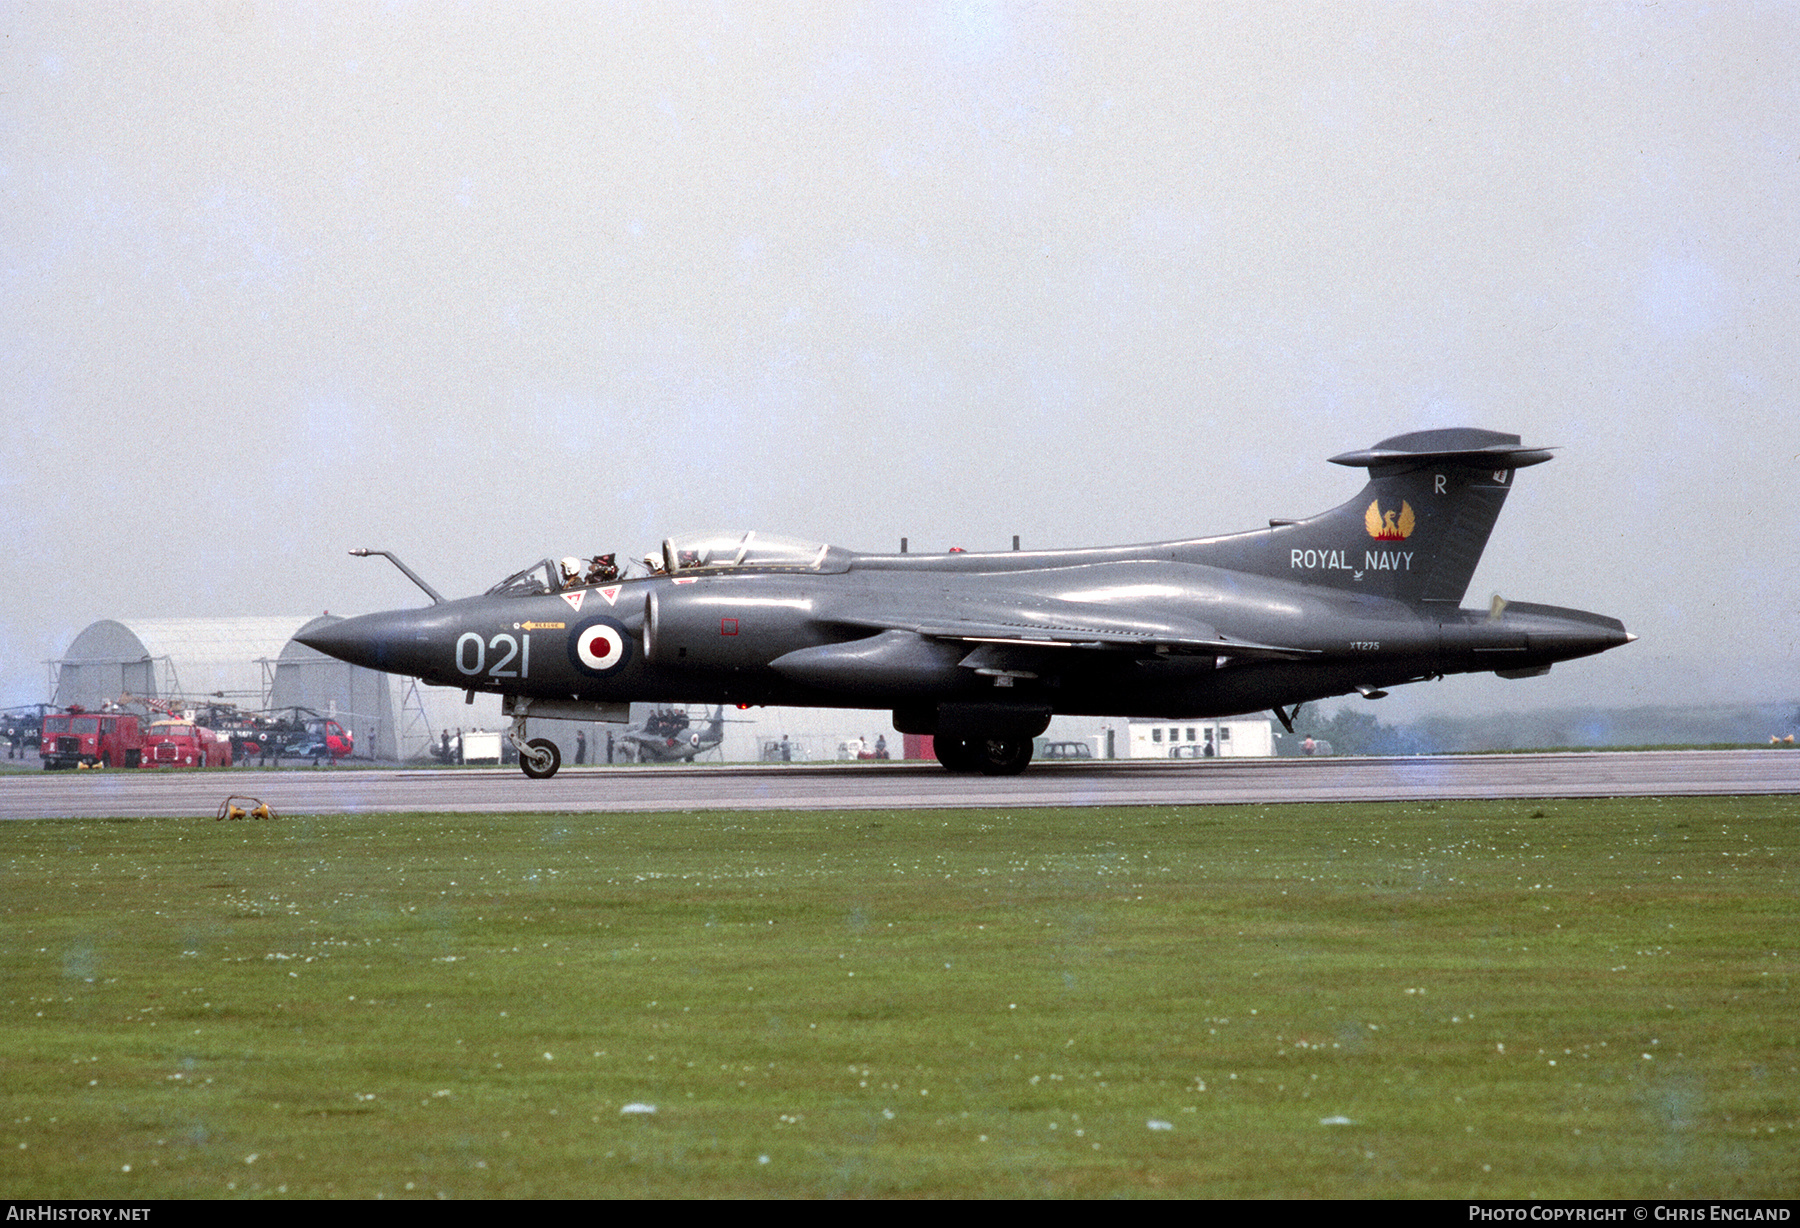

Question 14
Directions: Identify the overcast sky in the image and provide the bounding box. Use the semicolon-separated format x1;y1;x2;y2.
4;3;1795;722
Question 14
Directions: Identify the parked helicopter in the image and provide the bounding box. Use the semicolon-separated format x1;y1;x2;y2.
614;705;731;763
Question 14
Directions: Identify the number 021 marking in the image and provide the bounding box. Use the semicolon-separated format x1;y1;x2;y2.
456;632;531;678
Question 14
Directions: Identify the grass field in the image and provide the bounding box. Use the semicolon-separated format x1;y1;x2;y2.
1;796;1794;1198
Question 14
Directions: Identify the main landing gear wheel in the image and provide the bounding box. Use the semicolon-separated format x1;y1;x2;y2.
935;736;978;773
972;736;1032;776
935;735;1033;776
520;737;561;780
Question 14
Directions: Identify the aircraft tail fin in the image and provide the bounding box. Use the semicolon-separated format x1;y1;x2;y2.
1202;429;1554;606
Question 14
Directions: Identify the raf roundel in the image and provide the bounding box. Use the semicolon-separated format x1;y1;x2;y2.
568;615;633;675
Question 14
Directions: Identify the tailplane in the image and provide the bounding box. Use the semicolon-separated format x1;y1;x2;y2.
1198;428;1554;606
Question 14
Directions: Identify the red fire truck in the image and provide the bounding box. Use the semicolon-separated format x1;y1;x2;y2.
39;708;145;769
139;718;234;768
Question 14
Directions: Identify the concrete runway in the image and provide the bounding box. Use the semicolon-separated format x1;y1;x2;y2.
0;749;1794;819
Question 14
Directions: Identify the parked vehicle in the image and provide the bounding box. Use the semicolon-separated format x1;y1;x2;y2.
191;703;305;765
40;707;144;769
284;718;354;763
4;705;49;762
175;703;353;765
140;718;233;768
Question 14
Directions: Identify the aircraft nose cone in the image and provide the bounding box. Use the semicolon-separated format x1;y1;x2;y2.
293;616;380;664
293;617;357;659
294;610;433;675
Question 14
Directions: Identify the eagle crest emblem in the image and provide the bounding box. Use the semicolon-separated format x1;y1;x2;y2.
1364;499;1415;540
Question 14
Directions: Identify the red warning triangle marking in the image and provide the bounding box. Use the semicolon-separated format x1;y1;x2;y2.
598;585;621;606
561;590;585;612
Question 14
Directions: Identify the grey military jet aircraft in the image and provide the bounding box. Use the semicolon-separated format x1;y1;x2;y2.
298;428;1633;779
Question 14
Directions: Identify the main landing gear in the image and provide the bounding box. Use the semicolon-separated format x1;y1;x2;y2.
934;734;1033;776
507;714;562;779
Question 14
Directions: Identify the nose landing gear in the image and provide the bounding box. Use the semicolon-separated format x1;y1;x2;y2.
507;714;562;779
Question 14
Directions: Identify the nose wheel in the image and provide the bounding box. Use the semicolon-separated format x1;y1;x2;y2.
507;715;562;779
519;738;561;779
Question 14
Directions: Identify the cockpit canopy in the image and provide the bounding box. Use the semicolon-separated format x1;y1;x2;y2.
661;531;837;574
485;559;563;597
485;531;844;597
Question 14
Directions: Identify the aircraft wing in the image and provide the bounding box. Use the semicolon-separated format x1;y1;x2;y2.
826;613;1316;661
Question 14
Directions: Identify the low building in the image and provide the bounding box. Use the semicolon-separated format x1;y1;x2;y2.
1126;717;1274;759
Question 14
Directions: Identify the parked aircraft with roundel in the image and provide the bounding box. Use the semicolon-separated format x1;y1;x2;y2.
614;705;732;764
298;429;1634;778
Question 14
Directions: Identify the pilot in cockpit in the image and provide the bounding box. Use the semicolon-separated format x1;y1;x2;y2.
559;557;585;589
585;553;620;584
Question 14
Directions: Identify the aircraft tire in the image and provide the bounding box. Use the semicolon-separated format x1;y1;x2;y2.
934;736;979;773
520;737;562;780
974;736;1033;776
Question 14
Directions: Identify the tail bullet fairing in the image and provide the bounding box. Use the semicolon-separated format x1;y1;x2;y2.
297;429;1633;778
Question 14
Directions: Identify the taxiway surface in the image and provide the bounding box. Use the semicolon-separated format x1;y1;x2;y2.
0;750;1794;819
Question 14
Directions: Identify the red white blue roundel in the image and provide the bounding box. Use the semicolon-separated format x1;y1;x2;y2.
568;616;632;675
